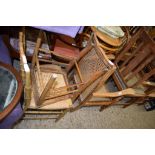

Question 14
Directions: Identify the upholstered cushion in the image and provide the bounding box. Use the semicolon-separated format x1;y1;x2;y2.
96;26;125;38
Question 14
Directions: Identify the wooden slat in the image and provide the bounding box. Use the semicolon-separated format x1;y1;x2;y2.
74;60;83;82
37;74;57;106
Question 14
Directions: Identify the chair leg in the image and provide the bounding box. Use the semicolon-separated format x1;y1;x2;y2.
55;109;69;122
71;103;83;112
100;105;110;112
71;95;91;112
100;97;122;111
137;97;146;105
122;98;137;108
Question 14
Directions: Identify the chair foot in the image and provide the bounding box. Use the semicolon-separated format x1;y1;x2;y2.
137;102;144;106
55;109;69;122
122;104;131;108
70;106;80;112
123;98;137;108
100;105;109;112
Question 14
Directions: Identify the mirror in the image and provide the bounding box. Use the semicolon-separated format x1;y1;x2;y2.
0;66;18;111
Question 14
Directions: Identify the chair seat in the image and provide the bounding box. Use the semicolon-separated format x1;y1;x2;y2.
31;64;72;109
29;91;72;110
78;79;119;106
74;71;114;103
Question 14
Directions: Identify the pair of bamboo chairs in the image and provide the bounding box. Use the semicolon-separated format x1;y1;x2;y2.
19;29;116;121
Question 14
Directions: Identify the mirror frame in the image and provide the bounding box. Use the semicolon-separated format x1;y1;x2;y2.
0;61;23;121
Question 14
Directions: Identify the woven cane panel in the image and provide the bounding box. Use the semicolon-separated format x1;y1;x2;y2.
34;70;67;98
30;91;72;110
32;69;72;108
78;48;107;82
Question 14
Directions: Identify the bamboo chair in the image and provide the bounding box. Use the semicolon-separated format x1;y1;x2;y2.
19;31;73;121
93;28;155;109
31;31;116;114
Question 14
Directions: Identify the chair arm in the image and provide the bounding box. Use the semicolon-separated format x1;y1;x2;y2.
142;81;155;87
93;88;145;98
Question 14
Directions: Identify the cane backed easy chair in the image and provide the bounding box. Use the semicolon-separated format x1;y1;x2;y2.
93;27;155;109
68;34;116;111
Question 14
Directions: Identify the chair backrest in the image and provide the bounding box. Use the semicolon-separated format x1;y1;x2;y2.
78;34;115;83
19;31;31;110
68;34;116;101
115;28;155;88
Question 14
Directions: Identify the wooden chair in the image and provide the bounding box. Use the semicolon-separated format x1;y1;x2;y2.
93;28;155;110
68;34;116;111
19;31;73;121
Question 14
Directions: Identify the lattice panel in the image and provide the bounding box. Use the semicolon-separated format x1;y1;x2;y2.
34;71;67;98
78;48;107;82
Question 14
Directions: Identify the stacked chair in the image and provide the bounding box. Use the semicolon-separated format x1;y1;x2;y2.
91;26;127;52
93;27;155;110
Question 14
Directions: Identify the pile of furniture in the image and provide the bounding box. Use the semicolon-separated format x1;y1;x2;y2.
17;26;155;122
0;26;155;125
